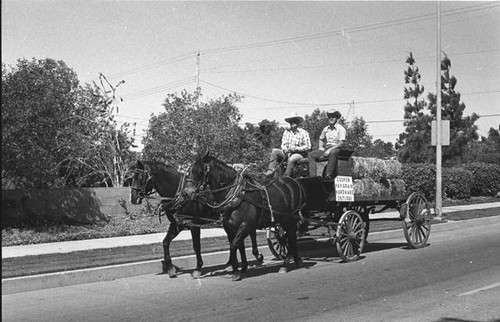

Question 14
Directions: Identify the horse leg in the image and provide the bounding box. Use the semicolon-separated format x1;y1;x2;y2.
238;239;248;277
163;220;181;277
190;227;203;279
278;222;302;274
229;222;251;281
289;222;303;269
224;224;236;268
250;229;264;263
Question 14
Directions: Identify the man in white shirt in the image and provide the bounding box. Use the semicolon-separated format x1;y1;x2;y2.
308;109;346;180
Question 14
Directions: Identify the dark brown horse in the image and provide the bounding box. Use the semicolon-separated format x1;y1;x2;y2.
183;153;308;281
129;160;263;278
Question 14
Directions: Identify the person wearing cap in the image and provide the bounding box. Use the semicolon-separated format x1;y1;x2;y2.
308;109;346;180
264;112;311;177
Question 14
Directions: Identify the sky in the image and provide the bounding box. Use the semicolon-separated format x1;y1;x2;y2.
2;1;499;151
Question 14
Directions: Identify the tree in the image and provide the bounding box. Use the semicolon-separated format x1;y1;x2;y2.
58;77;137;188
397;52;433;163
2;58;81;188
142;90;244;166
2;59;137;188
463;127;500;164
303;108;329;149
427;53;480;166
371;139;396;159
238;120;281;166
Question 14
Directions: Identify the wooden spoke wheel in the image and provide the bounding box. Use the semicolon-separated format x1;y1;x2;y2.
266;226;288;260
347;205;370;241
335;210;366;262
402;192;431;249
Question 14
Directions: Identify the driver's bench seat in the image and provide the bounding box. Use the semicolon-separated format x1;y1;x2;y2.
304;149;354;178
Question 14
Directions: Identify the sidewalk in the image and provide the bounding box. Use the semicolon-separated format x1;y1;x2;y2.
3;202;500;259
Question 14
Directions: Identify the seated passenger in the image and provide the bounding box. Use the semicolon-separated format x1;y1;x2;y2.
308;109;346;180
264;112;311;177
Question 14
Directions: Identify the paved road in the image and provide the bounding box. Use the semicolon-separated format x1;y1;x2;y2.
2;216;500;322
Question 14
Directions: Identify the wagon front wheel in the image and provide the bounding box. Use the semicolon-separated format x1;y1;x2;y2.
402;192;431;249
336;210;366;262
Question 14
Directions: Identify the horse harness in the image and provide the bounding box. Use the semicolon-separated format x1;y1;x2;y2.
197;171;305;225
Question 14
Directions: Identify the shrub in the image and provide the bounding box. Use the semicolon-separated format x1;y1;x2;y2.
442;167;472;199
462;163;500;197
401;163;436;200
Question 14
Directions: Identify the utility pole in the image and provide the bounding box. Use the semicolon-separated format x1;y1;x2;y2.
435;1;443;220
196;51;200;90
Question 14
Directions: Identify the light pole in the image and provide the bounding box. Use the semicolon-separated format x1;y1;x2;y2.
435;1;443;220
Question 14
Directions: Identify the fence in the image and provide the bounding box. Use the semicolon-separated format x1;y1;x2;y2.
1;188;160;227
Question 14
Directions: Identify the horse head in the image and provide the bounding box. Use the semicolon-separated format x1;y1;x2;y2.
129;160;155;205
183;152;237;201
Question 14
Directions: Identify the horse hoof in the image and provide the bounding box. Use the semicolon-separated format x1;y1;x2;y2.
192;270;202;279
167;267;177;278
295;258;303;268
278;267;288;274
232;272;242;281
256;254;264;263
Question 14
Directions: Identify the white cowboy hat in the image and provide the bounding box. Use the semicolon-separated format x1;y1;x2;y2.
284;112;304;123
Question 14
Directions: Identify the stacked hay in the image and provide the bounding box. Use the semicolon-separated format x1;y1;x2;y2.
350;158;405;198
351;157;402;180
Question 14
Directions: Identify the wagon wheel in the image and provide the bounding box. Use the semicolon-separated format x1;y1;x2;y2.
335;210;366;262
402;192;431;249
266;226;288;260
347;205;370;241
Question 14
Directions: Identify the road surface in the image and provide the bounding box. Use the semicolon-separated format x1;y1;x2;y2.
2;216;500;322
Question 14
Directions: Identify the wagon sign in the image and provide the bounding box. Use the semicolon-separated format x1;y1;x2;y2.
334;176;354;202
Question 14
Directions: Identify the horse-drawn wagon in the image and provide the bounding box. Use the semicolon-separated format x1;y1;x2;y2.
129;150;431;280
266;150;432;262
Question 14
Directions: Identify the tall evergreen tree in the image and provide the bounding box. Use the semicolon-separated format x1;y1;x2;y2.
427;53;480;166
397;52;433;163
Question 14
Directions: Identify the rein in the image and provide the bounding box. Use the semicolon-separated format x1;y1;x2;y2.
204;171;247;210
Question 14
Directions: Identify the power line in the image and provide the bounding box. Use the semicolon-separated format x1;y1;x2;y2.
201;2;498;55
105;3;498;82
109;52;197;79
122;77;197;101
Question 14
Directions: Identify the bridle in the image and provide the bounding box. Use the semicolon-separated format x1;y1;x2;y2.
130;168;155;203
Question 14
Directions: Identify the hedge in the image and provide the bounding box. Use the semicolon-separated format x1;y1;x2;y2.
442;167;473;199
401;162;500;200
461;163;500;197
401;163;436;200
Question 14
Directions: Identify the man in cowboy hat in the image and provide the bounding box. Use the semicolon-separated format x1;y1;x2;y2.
264;112;311;177
308;109;346;180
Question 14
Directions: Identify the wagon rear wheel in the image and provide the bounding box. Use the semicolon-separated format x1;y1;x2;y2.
402;192;431;249
266;226;288;260
336;210;366;262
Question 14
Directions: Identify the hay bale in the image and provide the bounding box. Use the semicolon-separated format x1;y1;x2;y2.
353;179;365;196
382;160;403;179
353;178;382;197
352;157;402;180
353;177;405;198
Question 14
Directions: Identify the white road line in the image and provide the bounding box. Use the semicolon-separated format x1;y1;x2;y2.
459;282;500;297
